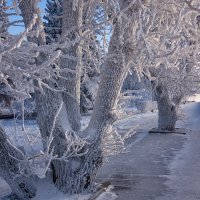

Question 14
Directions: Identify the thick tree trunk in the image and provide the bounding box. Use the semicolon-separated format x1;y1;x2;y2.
0;126;37;200
52;142;103;194
46;1;103;193
36;91;103;194
51;18;131;193
33;0;84;193
155;85;178;131
51;0;139;194
35;88;70;150
87;0;138;136
59;0;82;132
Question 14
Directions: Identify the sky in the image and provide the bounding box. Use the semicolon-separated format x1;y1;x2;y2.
7;0;47;35
6;0;110;47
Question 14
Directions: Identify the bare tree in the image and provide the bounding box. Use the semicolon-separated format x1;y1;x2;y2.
134;0;200;131
34;0;140;194
0;0;61;198
0;0;141;198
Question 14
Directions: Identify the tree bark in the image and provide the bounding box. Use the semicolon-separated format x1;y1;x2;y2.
52;142;103;194
87;0;138;136
155;85;178;131
59;0;82;132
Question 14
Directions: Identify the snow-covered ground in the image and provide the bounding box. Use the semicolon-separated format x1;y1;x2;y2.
97;102;200;200
186;93;200;102
1;102;200;199
156;102;200;200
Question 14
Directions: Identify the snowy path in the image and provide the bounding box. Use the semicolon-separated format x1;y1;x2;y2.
156;102;200;200
97;102;200;200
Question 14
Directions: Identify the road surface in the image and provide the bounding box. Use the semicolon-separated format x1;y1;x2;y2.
97;102;200;200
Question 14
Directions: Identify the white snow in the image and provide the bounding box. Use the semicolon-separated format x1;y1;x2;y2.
0;100;200;199
32;178;91;200
1;119;42;156
186;93;200;102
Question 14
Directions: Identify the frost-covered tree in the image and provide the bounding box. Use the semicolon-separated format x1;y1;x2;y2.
43;0;104;114
0;0;141;198
0;1;62;198
0;0;8;35
43;0;63;44
0;0;13;110
1;0;200;199
149;64;199;131
78;2;107;113
133;0;200;131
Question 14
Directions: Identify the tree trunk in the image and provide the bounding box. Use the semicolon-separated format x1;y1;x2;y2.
49;0;139;193
59;0;82;132
155;85;178;131
19;0;83;194
19;0;46;45
51;14;133;193
47;1;102;193
35;89;103;193
33;0;84;193
52;142;103;194
11;0;139;196
0;126;37;200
